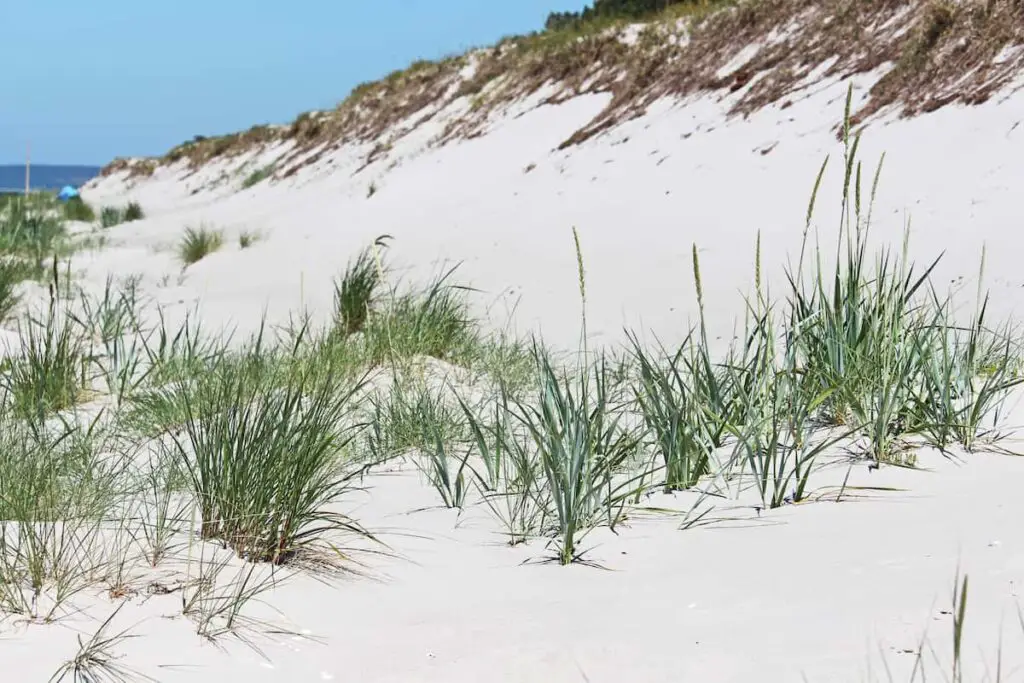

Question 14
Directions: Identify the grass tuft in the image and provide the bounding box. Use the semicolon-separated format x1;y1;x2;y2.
364;265;478;365
178;226;224;267
334;240;388;336
241;164;275;189
62;197;95;223
124;202;145;222
165;325;375;565
238;230;260;249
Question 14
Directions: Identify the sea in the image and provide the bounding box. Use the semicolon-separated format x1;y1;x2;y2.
0;164;102;193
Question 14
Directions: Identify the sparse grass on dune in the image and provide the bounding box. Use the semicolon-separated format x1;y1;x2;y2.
100;201;145;228
177;225;224;267
1;91;1023;682
0;413;129;622
102;0;1024;185
49;603;149;683
240;164;275;189
0;258;25;322
0;194;69;277
3;262;89;420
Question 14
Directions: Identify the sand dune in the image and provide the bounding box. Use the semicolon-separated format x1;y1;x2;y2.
5;4;1024;682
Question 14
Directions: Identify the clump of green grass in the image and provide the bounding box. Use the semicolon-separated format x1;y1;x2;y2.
460;231;643;562
238;230;260;249
334;241;388;336
0;194;68;274
630;333;713;492
366;374;473;508
178;226;224;266
0;414;128;622
101;206;125;228
241;164;275;189
364;265;478;365
367;375;468;460
521;348;640;564
62;196;95;223
100;202;145;228
164;326;374;565
124;201;144;222
3;262;88;420
0;258;25;322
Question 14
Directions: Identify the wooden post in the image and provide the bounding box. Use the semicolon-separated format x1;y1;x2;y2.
24;142;30;195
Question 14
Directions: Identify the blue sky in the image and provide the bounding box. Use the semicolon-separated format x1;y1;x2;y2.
1;0;582;164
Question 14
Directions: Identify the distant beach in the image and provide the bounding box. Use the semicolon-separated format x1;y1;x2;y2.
0;164;100;193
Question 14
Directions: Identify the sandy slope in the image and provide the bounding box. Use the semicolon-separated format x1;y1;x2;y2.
6;33;1024;683
79;69;1024;352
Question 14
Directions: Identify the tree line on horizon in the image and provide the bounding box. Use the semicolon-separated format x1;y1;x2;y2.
545;0;700;31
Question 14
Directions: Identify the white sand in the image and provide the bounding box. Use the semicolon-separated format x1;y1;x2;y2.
6;42;1024;683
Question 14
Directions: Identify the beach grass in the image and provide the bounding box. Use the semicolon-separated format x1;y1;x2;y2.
164;325;375;564
178;226;224;266
241;164;275;189
62;196;95;223
0;88;1021;681
334;242;385;336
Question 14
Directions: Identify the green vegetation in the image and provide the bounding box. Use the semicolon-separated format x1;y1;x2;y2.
241;164;275;189
62;196;95;223
165;327;373;564
0;92;1020;681
546;0;707;30
124;201;145;222
178;225;224;266
100;201;145;228
333;241;386;335
100;206;124;228
363;266;478;365
238;229;260;248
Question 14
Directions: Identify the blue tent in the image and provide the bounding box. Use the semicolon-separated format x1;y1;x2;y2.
57;185;79;201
